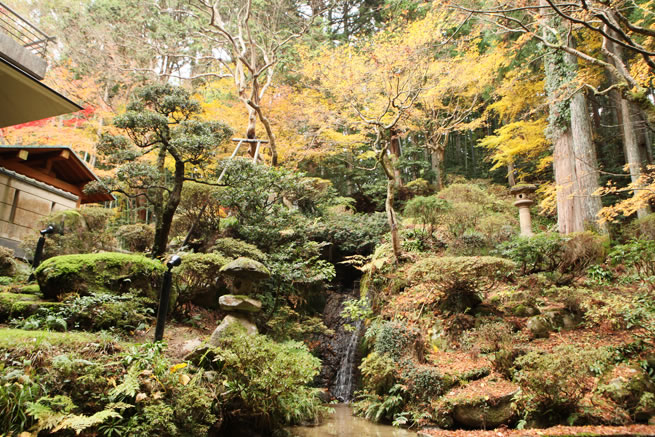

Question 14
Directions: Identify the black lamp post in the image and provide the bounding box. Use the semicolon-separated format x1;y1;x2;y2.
154;254;181;342
32;225;55;270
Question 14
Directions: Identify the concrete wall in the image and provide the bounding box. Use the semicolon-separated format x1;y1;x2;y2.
0;173;77;256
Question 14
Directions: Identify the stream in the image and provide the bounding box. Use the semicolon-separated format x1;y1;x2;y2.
289;404;417;437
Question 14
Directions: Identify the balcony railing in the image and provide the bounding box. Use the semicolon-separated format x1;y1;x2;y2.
0;2;53;58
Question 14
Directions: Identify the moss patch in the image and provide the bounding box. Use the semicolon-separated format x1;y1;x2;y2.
0;292;65;321
19;283;41;295
35;252;166;300
0;328;102;350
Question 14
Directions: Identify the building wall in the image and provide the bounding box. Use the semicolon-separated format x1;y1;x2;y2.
0;173;77;257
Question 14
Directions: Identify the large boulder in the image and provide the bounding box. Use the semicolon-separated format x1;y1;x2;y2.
527;315;551;339
220;257;270;294
447;377;519;428
35;253;165;301
219;294;262;313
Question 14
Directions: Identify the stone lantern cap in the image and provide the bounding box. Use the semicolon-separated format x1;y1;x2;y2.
510;184;537;195
510;184;537;208
220;257;270;280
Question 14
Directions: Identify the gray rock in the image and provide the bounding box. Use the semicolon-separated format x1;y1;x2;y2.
527;315;551;339
219;294;262;313
208;314;258;347
452;390;517;428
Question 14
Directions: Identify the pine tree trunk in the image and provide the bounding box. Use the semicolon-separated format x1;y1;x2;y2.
152;159;185;258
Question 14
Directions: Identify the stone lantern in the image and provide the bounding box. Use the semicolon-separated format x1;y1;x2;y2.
510;184;537;237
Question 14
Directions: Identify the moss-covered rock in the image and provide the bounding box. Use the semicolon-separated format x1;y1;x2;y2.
0;292;65;321
35;253;165;301
0;246;16;276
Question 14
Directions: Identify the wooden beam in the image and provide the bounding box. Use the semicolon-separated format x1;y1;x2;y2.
1;161;83;198
231;138;269;143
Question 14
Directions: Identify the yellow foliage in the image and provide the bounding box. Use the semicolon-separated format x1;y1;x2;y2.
478;118;550;177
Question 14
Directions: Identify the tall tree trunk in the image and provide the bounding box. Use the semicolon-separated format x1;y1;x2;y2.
569;84;607;232
605;31;650;218
507;161;516;187
431;145;446;191
553;129;584;233
542;2;604;233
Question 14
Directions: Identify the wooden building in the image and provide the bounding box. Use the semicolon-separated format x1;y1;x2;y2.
0;146;113;255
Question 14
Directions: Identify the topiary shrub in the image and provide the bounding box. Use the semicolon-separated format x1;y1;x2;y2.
14;292;153;332
210;238;266;262
401;362;454;402
0;247;16;277
115;224;154;252
366;320;423;361
172;252;229;309
497;233;566;275
35;253;165;301
408;256;516;313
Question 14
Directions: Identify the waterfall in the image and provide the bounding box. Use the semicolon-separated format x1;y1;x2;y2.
332;320;363;402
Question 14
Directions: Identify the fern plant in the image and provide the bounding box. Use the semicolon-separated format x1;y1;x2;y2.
26;395;124;435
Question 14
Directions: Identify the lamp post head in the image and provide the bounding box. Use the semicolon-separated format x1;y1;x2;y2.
167;255;182;270
40;225;55;235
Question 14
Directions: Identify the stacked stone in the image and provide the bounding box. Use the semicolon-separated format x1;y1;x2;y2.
208;257;270;346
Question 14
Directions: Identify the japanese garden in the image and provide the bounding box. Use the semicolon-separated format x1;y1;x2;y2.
0;1;655;436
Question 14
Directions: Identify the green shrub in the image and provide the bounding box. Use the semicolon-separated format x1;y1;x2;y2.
266;305;332;343
360;351;396;395
405;178;433;197
199;330;325;431
610;239;655;288
513;345;611;422
172;252;229;308
15;292;154;333
403;195;452;234
308;212;388;256
626;214;655;241
35;253;165;301
210;237;266;262
0;247;16;277
21;208;116;260
115;223;154;252
498;233;566;275
401;362;454;402
368;320;422;360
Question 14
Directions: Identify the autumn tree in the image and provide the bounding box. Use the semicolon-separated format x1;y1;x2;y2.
94;84;232;257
